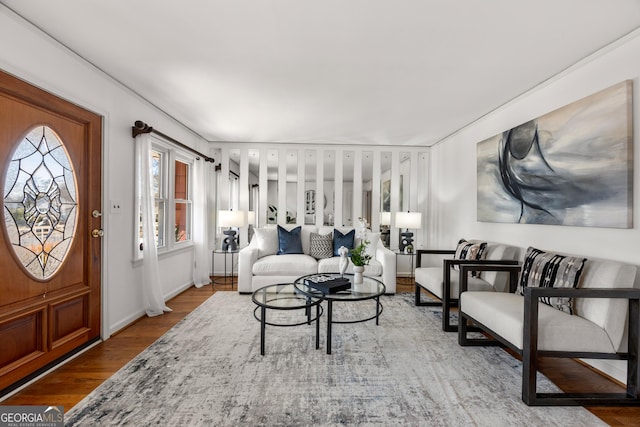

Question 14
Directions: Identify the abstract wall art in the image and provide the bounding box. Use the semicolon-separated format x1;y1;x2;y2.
477;80;633;228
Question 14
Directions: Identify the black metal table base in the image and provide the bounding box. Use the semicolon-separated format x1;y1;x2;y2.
252;299;323;355
325;296;383;354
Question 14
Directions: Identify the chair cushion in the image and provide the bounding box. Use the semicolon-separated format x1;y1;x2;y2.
333;229;355;256
309;232;333;259
277;225;303;255
415;266;494;299
318;257;383;277
253;227;279;257
252;254;317;276
516;246;587;314
461;292;615;353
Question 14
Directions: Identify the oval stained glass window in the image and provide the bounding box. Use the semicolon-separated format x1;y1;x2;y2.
3;126;78;280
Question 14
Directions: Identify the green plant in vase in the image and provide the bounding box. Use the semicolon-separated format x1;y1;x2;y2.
350;240;371;267
350;239;370;286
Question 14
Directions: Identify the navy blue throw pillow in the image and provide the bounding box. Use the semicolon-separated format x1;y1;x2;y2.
277;225;303;255
333;229;355;256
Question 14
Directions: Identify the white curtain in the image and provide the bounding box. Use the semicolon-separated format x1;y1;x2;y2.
136;133;172;316
193;158;211;287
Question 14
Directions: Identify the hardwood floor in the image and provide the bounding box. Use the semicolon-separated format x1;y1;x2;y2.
2;277;639;425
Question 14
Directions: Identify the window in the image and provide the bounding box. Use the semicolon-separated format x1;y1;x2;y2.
137;141;194;257
151;149;166;248
4;126;78;279
174;159;191;242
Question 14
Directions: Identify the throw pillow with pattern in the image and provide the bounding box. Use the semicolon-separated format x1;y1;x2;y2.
309;232;333;259
517;246;587;315
452;239;487;273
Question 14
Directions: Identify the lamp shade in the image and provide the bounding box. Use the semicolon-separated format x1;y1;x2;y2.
395;211;422;229
218;210;246;228
380;212;391;226
247;211;256;226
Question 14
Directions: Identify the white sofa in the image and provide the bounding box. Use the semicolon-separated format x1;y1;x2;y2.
237;225;397;294
457;247;640;406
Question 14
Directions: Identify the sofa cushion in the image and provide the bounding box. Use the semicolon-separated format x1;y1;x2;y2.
253;227;279;257
252;254;318;276
277;225;303;255
517;246;587;315
317;257;383;277
333;229;355;256
461;291;615;353
415;266;494;299
309;232;333;259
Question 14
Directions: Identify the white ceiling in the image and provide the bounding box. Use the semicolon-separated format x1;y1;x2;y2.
3;1;640;147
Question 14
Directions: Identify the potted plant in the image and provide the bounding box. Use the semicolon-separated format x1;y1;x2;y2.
350;239;371;284
350;240;371;267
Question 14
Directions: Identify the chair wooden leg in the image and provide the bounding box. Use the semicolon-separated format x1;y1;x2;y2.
414;284;442;307
520;293;640;406
458;312;469;346
628;298;640;399
458;313;501;347
441;277;458;332
522;287;539;405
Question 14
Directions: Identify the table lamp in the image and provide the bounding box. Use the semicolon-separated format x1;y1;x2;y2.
395;211;422;253
219;210;246;251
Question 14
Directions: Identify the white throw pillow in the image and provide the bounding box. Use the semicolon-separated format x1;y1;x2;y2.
253;228;279;258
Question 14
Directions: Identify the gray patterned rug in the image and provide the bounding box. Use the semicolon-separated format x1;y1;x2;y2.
66;292;605;426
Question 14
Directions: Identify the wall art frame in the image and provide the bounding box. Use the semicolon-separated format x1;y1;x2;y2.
477;80;633;228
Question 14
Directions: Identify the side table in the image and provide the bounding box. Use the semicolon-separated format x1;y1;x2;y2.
212;249;239;289
394;250;416;283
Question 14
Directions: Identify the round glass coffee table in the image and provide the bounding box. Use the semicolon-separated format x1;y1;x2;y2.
294;273;385;354
251;283;323;355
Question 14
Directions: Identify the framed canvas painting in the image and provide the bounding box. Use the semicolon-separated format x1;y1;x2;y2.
477;80;633;228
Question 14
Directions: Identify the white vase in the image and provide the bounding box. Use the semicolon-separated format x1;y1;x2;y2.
353;266;364;285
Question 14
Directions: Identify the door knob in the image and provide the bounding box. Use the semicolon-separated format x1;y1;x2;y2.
91;229;104;238
92;210;102;218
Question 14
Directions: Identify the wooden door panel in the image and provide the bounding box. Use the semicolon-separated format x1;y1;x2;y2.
50;295;89;346
0;70;101;393
0;309;45;375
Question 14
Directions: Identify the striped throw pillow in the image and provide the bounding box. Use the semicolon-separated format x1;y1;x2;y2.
517;246;587;315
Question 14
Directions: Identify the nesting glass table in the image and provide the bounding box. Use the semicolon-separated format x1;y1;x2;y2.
251;283;323;355
293;273;385;354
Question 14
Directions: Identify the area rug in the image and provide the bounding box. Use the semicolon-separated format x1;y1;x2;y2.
66;292;606;426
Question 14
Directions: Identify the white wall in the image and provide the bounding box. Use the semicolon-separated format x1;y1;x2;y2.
0;8;210;336
428;30;640;382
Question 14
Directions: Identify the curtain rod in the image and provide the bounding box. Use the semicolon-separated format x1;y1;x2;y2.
132;120;215;163
215;163;239;178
